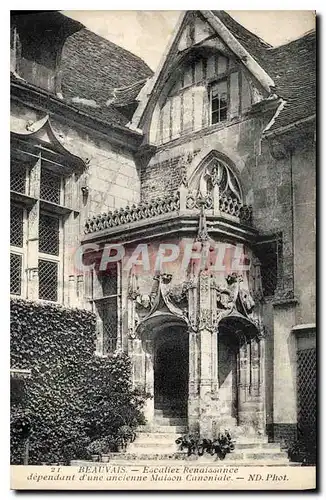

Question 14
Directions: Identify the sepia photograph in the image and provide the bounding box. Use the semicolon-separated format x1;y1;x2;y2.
9;8;316;490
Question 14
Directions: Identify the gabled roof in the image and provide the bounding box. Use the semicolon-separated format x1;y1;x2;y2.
130;10;315;136
212;11;272;62
60;28;153;128
212;12;316;133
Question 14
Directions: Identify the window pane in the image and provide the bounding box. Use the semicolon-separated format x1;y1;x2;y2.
256;241;280;296
98;298;118;353
183;64;193;88
38;259;58;301
211;110;219;125
10;253;22;295
10;165;26;193
212;97;219;112
99;265;118;296
211;80;228;124
40;169;61;204
10;205;23;247
220;106;227;121
212;80;227;98
39;213;60;255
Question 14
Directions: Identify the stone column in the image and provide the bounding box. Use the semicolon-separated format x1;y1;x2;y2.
198;272;218;437
188;326;200;433
273;303;297;442
187;277;200;433
256;335;266;434
238;339;250;427
144;339;154;426
199;323;213;436
128;337;145;390
250;337;260;397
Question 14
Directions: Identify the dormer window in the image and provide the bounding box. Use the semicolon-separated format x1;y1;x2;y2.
211;79;228;124
153;50;253;145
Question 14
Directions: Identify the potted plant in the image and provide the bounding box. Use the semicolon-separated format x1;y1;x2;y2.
87;439;104;462
101;436;115;462
212;430;236;459
117;425;136;452
175;433;200;456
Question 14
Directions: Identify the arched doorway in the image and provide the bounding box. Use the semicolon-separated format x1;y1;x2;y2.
154;326;188;417
217;315;265;432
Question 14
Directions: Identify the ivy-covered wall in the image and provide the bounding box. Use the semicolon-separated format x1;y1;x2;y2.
10;298;145;464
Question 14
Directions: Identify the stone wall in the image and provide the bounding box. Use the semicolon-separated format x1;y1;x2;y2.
292;143;316;326
10;100;141;307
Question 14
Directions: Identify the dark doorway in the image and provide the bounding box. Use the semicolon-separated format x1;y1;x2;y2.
154;327;188;417
218;329;239;425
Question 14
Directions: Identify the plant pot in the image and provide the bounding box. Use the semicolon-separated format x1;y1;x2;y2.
101;454;110;463
91;454;99;462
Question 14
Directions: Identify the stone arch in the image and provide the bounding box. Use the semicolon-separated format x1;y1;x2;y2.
134;312;189;423
188;149;244;202
217;314;266;432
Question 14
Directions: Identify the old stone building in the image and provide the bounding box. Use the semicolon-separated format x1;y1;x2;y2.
10;10;316;453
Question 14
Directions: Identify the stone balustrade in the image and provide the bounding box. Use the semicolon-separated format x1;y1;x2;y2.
84;189;252;234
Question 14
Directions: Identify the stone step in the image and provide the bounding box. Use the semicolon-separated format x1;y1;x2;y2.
235;442;281;451
129;444;285;458
154;409;186;418
84;452;289;465
154;417;187;426
72;458;297;467
139;425;188;434
135;431;187;440
155;404;187;410
133;438;281;452
235;435;269;444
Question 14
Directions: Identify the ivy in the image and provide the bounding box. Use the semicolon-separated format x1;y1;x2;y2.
10;298;145;464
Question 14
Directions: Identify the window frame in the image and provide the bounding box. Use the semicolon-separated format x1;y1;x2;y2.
91;262;122;354
38;210;63;302
209;77;229;126
10;203;27;298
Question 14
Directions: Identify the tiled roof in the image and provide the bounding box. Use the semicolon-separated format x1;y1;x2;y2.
212;11;272;59
113;78;149;107
212;11;316;133
262;31;316;132
60;28;153;128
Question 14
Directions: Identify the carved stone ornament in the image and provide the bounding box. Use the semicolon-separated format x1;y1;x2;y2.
178;152;193;188
212;272;257;322
199;308;212;331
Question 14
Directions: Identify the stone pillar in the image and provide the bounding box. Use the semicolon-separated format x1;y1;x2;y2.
212;184;220;216
198;272;218;437
199;325;213;436
211;327;218;395
26;155;41;300
188;326;200;433
178;184;188;212
249;337;260;397
128;337;145;390
273;302;297;442
144;339;154;425
238;339;250;427
256;336;266;434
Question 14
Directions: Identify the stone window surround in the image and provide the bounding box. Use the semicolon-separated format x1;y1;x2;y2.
10;145;78;305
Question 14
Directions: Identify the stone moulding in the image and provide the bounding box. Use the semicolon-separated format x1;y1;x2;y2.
84;191;253;234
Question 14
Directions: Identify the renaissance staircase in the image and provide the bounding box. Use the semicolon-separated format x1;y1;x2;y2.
94;397;290;465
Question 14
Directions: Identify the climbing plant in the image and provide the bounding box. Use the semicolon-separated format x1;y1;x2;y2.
10;298;145;464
